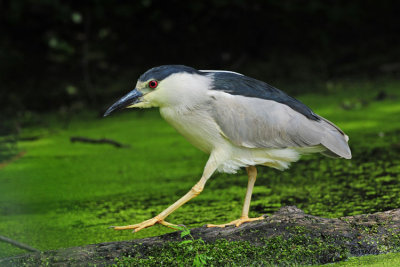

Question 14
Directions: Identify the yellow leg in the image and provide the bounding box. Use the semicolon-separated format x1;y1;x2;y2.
112;157;217;232
207;166;264;228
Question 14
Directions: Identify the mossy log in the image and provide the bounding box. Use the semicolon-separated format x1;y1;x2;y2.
2;206;400;266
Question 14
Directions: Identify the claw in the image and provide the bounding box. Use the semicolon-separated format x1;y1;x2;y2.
207;216;264;228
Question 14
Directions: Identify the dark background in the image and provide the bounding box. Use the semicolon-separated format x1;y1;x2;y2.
1;0;399;116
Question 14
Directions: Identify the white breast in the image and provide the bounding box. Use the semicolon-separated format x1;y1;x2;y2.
159;106;226;154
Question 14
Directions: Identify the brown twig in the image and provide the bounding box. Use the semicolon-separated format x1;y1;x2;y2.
70;136;129;148
0;235;40;253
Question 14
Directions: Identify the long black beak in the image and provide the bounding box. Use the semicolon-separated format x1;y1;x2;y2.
103;89;143;117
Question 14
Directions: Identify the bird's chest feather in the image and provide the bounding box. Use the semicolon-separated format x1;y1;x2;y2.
159;106;224;154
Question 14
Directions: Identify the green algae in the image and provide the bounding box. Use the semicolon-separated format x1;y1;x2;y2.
327;252;400;266
1;80;400;265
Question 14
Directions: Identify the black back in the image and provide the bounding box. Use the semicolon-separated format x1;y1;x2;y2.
209;72;319;121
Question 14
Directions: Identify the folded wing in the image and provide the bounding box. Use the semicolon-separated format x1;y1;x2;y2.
209;92;351;159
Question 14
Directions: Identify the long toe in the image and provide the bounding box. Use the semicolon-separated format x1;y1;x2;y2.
112;216;176;232
207;216;264;228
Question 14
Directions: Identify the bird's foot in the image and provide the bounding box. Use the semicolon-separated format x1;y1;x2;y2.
111;216;177;232
207;215;265;228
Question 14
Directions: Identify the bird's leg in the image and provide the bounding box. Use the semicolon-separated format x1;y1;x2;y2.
112;157;217;232
112;178;206;232
207;166;264;228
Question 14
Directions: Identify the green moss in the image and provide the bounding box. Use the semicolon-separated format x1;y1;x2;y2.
110;225;350;266
113;235;348;266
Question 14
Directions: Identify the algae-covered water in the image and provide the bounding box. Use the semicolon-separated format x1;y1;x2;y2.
0;80;399;259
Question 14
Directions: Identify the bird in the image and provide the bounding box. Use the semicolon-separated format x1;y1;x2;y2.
104;65;351;232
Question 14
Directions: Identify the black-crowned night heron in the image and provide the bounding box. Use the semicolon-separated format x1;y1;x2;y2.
104;65;351;232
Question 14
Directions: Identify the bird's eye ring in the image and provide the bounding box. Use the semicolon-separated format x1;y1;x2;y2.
149;80;158;89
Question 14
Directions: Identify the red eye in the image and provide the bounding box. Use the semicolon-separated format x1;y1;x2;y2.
149;80;158;89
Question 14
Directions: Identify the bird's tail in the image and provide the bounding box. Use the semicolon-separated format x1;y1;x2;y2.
317;116;352;159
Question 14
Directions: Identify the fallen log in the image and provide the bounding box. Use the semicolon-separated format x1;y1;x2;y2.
2;206;400;266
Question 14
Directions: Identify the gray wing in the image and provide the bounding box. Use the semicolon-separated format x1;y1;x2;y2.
209;92;351;159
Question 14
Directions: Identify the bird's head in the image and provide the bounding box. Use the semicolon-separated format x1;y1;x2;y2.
104;65;211;116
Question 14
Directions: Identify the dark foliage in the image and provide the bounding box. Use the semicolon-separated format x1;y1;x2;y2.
0;0;399;114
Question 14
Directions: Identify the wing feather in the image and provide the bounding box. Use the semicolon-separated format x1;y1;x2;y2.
209;92;351;159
